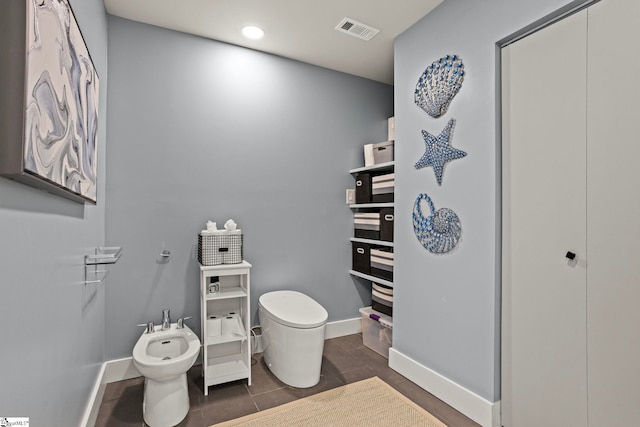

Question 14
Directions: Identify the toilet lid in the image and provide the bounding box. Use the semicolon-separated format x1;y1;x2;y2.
259;291;328;328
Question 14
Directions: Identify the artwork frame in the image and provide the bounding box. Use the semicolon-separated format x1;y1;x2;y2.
0;0;100;204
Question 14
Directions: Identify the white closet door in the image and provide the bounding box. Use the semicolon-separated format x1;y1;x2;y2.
501;10;588;427
587;1;640;425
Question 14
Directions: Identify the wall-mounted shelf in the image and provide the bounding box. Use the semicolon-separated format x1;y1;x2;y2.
349;203;394;209
350;237;394;248
349;161;394;175
349;270;393;288
85;246;123;265
84;246;123;284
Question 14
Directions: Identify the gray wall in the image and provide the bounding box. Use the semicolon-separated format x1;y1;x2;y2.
393;0;578;402
0;0;108;425
105;17;393;359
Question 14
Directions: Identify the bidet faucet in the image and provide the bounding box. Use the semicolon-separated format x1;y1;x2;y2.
161;309;171;330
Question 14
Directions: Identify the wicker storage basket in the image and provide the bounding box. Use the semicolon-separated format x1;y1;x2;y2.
198;233;243;266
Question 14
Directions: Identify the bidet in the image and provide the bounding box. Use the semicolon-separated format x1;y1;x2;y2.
132;323;201;427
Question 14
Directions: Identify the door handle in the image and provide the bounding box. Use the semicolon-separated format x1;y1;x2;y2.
565;251;576;260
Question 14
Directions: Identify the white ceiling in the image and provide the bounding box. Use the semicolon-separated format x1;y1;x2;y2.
103;0;444;84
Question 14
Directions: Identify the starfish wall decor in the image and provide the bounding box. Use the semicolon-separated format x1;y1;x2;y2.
414;119;466;185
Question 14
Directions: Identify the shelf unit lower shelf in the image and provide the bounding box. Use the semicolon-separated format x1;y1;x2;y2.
205;354;250;387
205;333;246;346
349;270;393;287
203;286;247;300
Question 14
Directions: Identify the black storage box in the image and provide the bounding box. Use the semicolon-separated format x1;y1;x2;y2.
371;173;394;203
370;247;393;281
372;300;393;317
354;212;379;240
354;173;371;204
354;209;394;242
352;241;371;275
372;282;393;316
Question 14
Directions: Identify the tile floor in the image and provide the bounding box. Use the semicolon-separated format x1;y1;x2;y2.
95;334;480;426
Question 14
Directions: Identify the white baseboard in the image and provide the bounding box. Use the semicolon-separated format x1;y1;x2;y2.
102;356;142;383
79;363;106;427
388;348;500;427
79;357;142;427
325;317;361;339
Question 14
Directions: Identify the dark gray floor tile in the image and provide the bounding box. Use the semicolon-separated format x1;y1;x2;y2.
246;354;287;396
328;333;364;350
321;339;369;374
199;381;258;425
175;408;205;427
94;400;143;427
102;377;144;403
338;365;377;384
281;370;344;399
251;385;300;411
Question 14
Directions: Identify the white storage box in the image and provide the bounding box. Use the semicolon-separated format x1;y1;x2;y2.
364;140;394;166
359;306;392;358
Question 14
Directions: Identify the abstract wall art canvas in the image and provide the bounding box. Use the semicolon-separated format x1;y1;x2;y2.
0;0;99;203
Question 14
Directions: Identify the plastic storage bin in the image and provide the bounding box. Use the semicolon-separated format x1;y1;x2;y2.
359;306;392;358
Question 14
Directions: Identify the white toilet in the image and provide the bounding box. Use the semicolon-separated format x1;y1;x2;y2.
132;323;201;427
258;290;328;388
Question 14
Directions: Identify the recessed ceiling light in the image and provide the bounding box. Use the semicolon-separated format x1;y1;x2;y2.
241;26;264;40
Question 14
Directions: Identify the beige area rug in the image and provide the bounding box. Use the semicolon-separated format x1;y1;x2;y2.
211;376;447;427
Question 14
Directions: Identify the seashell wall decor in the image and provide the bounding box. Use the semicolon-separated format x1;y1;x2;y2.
412;193;461;254
414;54;465;118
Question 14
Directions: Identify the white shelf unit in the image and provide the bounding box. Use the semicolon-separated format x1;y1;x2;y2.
199;261;251;395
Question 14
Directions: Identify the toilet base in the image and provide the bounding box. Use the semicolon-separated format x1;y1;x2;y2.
143;373;189;427
261;321;326;388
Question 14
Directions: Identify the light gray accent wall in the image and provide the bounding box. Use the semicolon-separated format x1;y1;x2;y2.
105;17;393;359
393;0;577;402
0;0;108;425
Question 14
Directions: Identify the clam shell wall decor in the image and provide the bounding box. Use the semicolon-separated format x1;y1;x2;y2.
412;193;461;254
414;55;464;118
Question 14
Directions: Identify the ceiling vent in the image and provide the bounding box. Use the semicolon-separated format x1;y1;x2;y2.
334;17;380;41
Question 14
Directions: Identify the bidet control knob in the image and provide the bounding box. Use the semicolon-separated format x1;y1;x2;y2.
177;316;193;329
137;322;154;334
